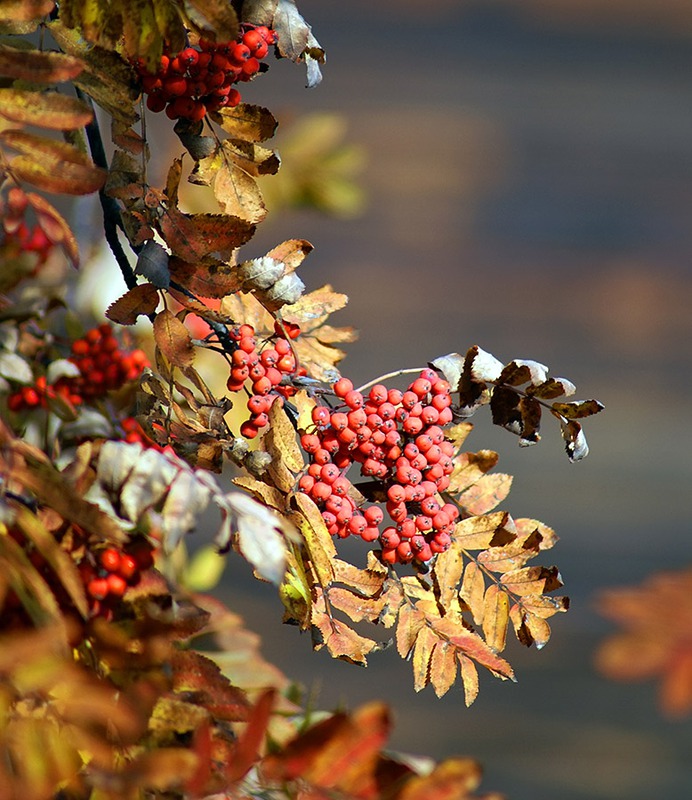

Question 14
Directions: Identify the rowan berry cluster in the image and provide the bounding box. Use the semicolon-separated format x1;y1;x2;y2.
133;26;278;122
1;186;55;266
66;323;149;400
299;369;460;566
79;541;154;619
6;323;149;413
225;320;305;439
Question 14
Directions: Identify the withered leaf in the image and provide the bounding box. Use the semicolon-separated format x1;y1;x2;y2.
153;309;195;368
0;89;93;129
266;401;303;474
0;0;55;22
25;192;79;267
311;591;380;666
0;47;83;83
460;561;486;626
453;511;517;550
500;565;563;597
429;640;458;698
398;757;485;800
457;472;513;516
291;491;336;586
412;625;437;692
209;103;278;143
106;283;159;325
482;584;509;653
395;601;426;659
168;256;242;299
458;654;479;707
552;399;605;419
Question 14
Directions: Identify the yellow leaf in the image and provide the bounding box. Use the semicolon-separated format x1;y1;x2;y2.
267;401;303;474
458;654;479;707
9;154;106;195
0;88;92;129
232;475;286;512
412;625;437;692
500;565;562;596
210;103;278;143
429;640;458;698
395;600;426;659
482;584;510;653
460;561;486;626
453;511;516;550
292;492;336;586
457;472;513;516
0;0;55;23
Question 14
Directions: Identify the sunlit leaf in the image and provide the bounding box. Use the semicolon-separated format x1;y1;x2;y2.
106;283;159;325
153;309;195;368
0;46;83;82
0;88;93;129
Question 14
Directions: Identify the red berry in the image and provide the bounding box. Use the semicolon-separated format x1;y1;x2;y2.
118;554;139;582
106;573;128;596
99;548;121;572
333;377;353;398
87;578;109;600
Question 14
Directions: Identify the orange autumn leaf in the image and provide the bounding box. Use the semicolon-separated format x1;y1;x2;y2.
595;567;692;717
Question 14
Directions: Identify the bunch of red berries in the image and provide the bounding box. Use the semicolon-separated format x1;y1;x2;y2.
225;320;305;439
79;541;154;619
6;375;83;413
7;324;149;413
298;369;460;566
133;26;278;122
65;323;149;400
1;187;55;266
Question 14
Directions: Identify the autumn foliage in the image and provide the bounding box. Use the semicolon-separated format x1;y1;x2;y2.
8;1;682;799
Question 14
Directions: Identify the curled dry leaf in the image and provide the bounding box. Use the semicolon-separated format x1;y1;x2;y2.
107;283;159;325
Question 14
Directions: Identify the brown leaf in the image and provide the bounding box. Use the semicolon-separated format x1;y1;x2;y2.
168;256;242;299
0;88;93;129
15;506;88;619
209;103;278;143
0;47;83;82
0;0;55;22
266;238;314;272
106;283;159;325
432;615;515;681
25;191;79;267
311;590;380;665
447;449;499;495
551;399;605;419
262;701;390;796
153;309;195;368
500;565;563;597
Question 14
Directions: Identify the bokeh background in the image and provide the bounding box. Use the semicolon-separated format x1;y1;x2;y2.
86;1;692;797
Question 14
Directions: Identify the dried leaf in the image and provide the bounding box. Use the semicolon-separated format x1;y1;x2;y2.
25;192;79;267
0;88;93;129
412;625;437;692
0;46;83;82
291;492;336;586
106;283;159;325
311;590;380;665
460;561;486;626
153;309;195;368
215;491;291;584
395;601;426;659
429;640;458;698
453;511;517;550
458;654;479;707
482;584;509;653
209;103;278;143
457;472;513;516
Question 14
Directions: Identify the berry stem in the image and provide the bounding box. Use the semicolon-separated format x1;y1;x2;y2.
356;368;429;395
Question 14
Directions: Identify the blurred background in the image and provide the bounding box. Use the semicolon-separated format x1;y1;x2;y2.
86;1;692;797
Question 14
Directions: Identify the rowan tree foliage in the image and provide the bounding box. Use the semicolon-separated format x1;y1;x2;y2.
0;1;609;798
